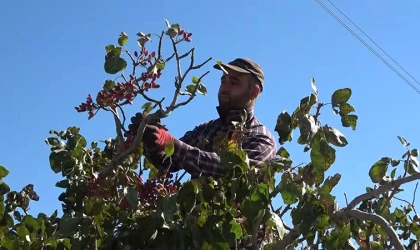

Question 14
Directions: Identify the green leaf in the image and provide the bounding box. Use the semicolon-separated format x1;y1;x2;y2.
274;111;293;145
118;32;128;46
274;173;303;204
104;55;127;74
0;180;10;195
229;220;242;239
267;210;286;240
390;168;397;179
310;138;336;172
192;76;200;84
197;83;207;95
296;113;318;144
58;213;83;237
55;180;69;189
316;214;330;230
397;135;409;147
339;103;355;115
412;149;419;157
319;173;341;195
404;157;420;176
299;93;318;113
156;62;165;70
124;187;138;209
22;215;42;231
141;102;154;114
311;77;318;94
103;80;115;91
185;84;196;95
45;137;60;147
391;159;400;167
341;114;358;130
277;147;290;158
324;126;348;147
163;141;175;161
369;160;388;183
0;165;9;178
15;225;30;240
331;88;352;107
164;19;171;28
324;224;351;249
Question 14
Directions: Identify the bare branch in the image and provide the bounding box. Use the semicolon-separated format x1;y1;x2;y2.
98;111;162;177
279;204;291;218
124;47;137;76
112;109;124;148
170;71;210;110
274;226;301;250
347;173;420;210
413;181;418;205
252;210;265;250
334;209;404;250
157;31;164;59
116;103;127;129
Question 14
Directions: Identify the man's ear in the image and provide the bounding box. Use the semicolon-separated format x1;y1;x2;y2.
250;85;260;99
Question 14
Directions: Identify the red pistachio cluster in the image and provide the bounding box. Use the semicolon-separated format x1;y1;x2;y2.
86;172;177;211
75;46;163;119
178;28;192;42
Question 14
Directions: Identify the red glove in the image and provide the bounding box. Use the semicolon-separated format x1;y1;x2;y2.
142;125;174;151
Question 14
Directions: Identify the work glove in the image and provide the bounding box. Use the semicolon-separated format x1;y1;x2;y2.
126;113;174;152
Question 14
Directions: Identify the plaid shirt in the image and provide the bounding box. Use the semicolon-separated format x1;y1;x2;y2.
144;107;278;178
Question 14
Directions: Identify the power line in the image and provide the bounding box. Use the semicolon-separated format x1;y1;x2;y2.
315;0;420;95
325;0;420;87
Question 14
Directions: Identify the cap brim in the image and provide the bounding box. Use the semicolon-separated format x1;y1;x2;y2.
213;63;250;74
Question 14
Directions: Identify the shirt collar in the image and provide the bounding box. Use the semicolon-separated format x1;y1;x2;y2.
216;106;254;126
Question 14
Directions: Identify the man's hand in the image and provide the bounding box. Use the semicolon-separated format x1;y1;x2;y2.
126;113;174;151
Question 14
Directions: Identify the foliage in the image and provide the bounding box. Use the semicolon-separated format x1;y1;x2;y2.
1;20;420;250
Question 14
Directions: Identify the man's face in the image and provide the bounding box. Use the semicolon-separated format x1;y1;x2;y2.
217;69;255;109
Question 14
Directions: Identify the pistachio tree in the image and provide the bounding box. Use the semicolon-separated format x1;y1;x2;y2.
0;20;420;250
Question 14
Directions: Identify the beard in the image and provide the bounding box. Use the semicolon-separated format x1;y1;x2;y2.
218;91;251;110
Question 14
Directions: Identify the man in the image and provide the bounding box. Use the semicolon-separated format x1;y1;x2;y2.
127;58;278;178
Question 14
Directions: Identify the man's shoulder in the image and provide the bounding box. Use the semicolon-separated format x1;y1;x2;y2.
248;118;276;141
190;118;221;131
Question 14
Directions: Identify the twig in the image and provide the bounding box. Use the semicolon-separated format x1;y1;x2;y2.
279;204;291;218
112;108;124;148
413;181;418;205
175;170;187;184
252;210;265;250
273;226;301;250
157;31;164;59
98;112;161;177
116;103;127;129
170;71;210;110
380;154;411;214
98;31;212;179
333;209;404;250
344;193;349;206
124;47;137;76
347;173;420;210
393;196;418;215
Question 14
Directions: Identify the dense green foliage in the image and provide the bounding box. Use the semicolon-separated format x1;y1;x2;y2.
1;20;420;250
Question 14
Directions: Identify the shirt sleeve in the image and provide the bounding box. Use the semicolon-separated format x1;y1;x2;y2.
142;123;208;172
170;130;278;177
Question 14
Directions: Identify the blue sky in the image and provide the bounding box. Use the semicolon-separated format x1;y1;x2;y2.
1;0;420;223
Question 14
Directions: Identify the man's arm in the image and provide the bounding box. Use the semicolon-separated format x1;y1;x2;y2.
142;122;208;172
169;131;277;177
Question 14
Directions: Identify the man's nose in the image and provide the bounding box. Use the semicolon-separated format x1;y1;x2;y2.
220;79;231;91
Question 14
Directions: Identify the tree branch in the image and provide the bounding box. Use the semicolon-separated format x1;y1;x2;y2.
347;173;420;210
98;31;211;179
334;209;404;250
274;226;301;250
